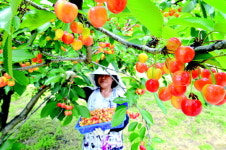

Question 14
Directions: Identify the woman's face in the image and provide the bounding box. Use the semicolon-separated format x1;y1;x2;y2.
97;75;113;89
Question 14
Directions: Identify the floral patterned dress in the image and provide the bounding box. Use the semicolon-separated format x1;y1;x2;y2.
82;88;124;150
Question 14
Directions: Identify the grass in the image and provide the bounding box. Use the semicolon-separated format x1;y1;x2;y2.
4;85;226;150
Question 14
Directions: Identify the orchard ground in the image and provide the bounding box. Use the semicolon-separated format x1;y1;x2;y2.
8;84;226;150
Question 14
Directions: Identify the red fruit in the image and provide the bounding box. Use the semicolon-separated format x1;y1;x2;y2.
70;21;84;34
215;94;226;105
57;103;62;107
194;78;212;91
54;0;78;23
135;62;148;73
37;53;42;59
168;83;187;96
171;95;186;109
145;79;159;93
64;110;72;116
65;105;74;110
106;0;127;14
94;0;106;3
62;32;74;44
181;98;202;116
191;68;201;79
166;58;184;73
166;37;182;53
210;72;226;86
175;46;195;63
80;35;94;46
158;87;172;101
139;145;146;150
88;6;108;28
135;88;145;95
202;84;226;105
200;69;210;78
172;71;191;86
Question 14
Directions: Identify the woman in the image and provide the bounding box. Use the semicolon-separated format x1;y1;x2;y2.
81;64;129;150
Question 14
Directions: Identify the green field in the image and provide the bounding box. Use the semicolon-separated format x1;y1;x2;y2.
5;86;226;150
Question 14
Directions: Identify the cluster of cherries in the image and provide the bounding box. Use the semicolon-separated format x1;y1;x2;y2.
162;7;182;18
0;73;15;87
79;108;115;126
53;0;127;52
135;37;226;117
57;102;74;116
20;53;43;73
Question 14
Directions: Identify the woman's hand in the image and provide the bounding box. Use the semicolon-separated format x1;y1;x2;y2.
93;128;110;136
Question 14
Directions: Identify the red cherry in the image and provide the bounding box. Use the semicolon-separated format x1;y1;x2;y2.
166;58;184;73
215;94;226;105
210;72;226;86
139;145;146;150
158;87;172;101
166;37;182;52
145;79;159;93
181;98;202;116
135;62;148;73
191;68;201;79
54;0;78;23
194;78;212;91
88;6;108;28
172;71;191;86
175;46;195;63
62;32;74;44
168;83;187;96
202;84;226;105
106;0;127;14
200;69;211;78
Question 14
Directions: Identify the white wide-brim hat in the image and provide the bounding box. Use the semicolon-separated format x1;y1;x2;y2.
89;64;126;94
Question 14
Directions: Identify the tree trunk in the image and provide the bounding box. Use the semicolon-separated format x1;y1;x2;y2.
0;88;14;131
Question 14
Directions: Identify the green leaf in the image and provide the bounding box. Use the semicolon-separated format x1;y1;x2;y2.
162;26;179;39
113;97;129;104
74;86;86;98
152;137;165;143
44;76;62;85
13;83;27;95
167;17;214;31
128;121;138;132
10;0;23;15
129;132;139;142
0;7;12;32
69;88;78;100
62;115;73;126
127;0;163;37
111;105;127;127
154;93;167;114
3;34;13;77
13;70;29;86
139;127;146;139
20;9;55;31
214;22;226;34
12;49;34;62
140;109;154;126
203;0;226;14
75;105;90;118
182;1;196;12
40;101;57;118
131;142;139;150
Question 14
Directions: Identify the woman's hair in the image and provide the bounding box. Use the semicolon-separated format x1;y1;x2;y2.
94;75;119;88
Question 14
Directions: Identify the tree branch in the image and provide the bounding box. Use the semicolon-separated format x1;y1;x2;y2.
194;40;226;53
95;27;161;54
24;0;50;11
1;86;50;138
